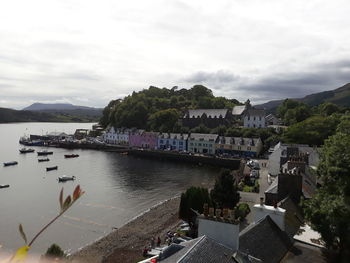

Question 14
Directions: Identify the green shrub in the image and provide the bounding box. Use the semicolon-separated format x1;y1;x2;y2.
45;243;65;258
235;203;251;221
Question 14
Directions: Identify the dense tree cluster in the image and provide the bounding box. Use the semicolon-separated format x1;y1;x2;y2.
99;85;240;131
179;169;241;224
304;117;350;261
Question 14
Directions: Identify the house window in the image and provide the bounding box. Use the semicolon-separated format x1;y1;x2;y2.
179;141;183;145
198;143;202;146
248;116;250;120
190;143;193;146
253;117;256;121
160;140;163;144
238;146;241;150
259;116;262;121
247;146;251;151
173;141;176;145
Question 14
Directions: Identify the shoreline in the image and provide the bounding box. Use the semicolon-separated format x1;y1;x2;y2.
69;196;182;263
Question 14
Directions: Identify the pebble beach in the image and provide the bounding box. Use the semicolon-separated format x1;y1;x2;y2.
69;197;181;263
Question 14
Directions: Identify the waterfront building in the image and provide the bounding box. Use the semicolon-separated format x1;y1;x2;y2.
115;128;131;146
182;109;233;128
215;136;263;158
187;133;218;154
157;133;188;151
129;130;159;149
103;126;116;144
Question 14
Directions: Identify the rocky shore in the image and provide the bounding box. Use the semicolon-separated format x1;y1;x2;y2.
69;197;181;263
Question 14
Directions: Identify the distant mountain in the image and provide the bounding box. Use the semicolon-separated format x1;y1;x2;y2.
256;83;350;111
0;107;100;123
22;103;103;118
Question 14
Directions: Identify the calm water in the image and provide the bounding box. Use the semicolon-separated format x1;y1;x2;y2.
0;123;218;254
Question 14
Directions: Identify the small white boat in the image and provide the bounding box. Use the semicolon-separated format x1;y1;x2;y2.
58;176;76;182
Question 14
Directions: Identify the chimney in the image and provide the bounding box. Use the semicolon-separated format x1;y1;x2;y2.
203;203;209;217
209;207;214;217
215;208;222;218
223;208;229;219
260;197;264;206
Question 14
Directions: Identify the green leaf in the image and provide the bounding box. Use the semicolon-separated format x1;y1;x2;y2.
18;224;27;244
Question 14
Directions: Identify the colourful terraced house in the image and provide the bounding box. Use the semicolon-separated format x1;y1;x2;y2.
129;130;159;149
157;133;188;151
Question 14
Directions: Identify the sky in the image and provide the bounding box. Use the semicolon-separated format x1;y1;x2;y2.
0;0;349;109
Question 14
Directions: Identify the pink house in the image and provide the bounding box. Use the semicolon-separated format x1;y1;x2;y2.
129;130;159;149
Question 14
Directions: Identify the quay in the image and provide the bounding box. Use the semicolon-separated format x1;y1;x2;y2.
22;138;242;169
58;141;242;169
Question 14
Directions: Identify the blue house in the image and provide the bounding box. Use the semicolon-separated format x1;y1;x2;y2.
157;133;188;151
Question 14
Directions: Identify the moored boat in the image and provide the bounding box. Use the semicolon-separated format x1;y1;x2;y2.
4;161;18;167
58;176;75;182
37;150;53;156
19;148;35;154
64;154;79;158
38;158;50;162
46;166;58;171
0;184;10;189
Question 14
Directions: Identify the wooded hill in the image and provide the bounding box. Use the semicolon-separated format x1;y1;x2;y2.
100;85;241;131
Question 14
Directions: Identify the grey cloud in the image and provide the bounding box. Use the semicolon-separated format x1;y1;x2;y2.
60;72;100;81
182;59;350;103
183;70;240;85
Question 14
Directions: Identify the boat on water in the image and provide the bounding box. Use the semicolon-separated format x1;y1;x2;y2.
4;161;18;167
37;150;53;156
0;184;10;189
19;148;35;154
46;166;58;171
58;176;75;182
64;154;79;158
38;158;50;162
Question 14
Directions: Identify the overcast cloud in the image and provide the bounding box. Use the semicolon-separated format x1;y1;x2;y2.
0;0;349;109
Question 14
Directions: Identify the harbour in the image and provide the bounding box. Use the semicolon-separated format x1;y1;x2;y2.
0;122;219;254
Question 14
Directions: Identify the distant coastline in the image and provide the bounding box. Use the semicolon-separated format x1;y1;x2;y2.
0;107;101;123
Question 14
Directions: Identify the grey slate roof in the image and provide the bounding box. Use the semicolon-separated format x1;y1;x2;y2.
185;109;229;118
265;177;278;194
278;197;303;239
217;136;261;146
161;236;237;263
232;105;247;116
189;133;218;142
239;216;292;263
243;108;266;117
158;133;189;140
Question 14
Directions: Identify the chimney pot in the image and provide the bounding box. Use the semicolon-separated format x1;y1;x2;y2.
260;197;264;206
209;207;214;217
215;208;221;218
273;201;277;209
203;203;209;217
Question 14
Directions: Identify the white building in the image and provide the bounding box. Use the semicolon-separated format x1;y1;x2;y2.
243;108;266;128
103;127;130;145
103;127;117;144
268;142;320;176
